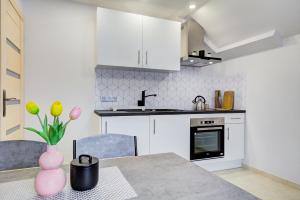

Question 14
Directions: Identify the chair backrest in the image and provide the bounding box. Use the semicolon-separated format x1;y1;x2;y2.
73;134;137;159
0;140;47;171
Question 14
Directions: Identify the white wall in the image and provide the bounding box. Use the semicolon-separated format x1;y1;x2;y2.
200;35;300;185
21;0;300;185
22;0;99;162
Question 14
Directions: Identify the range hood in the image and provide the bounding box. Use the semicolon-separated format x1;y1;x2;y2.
180;19;222;67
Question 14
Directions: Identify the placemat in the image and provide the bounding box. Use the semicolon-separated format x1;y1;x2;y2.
0;167;137;200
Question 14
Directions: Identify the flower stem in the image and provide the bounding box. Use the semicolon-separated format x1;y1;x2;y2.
37;114;43;127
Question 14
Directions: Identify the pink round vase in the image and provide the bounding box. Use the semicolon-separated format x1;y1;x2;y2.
35;145;66;197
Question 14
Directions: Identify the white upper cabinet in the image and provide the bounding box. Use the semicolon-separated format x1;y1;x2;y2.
96;8;181;71
97;8;142;68
142;16;181;71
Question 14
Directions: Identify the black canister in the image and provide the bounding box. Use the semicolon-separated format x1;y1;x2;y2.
70;154;99;191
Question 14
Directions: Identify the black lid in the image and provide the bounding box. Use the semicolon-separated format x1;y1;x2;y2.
71;154;99;168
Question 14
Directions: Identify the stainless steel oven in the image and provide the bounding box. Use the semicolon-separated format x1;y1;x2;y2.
190;117;224;160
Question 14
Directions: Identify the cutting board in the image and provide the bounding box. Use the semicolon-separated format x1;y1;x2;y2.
223;91;234;110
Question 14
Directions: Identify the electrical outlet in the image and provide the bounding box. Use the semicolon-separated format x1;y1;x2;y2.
101;96;118;102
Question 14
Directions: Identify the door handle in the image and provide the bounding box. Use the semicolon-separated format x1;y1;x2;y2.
3;90;18;117
227;127;230;140
105;121;108;134
197;127;223;131
3;90;6;117
145;51;148;65
153;119;156;134
138;50;141;65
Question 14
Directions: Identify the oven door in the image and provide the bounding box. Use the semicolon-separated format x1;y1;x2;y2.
190;126;224;160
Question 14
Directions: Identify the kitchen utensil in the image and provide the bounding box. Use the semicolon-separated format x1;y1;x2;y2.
192;96;206;111
70;154;99;191
214;90;222;109
223;91;234;110
204;104;209;110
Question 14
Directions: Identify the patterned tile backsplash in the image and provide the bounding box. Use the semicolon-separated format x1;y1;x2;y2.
95;66;246;110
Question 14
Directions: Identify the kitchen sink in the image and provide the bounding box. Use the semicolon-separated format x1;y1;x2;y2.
116;109;183;112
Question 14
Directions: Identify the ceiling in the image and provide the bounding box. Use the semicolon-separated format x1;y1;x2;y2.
192;0;300;48
72;0;300;58
72;0;208;22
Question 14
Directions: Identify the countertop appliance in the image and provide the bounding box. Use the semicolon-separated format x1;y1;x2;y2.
190;117;224;160
70;154;99;191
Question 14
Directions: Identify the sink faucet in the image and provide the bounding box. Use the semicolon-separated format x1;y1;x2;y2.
137;90;157;107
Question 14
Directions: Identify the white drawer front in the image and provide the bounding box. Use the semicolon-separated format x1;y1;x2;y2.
225;114;245;124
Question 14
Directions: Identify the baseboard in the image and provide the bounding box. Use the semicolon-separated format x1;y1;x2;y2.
243;164;300;190
194;159;242;172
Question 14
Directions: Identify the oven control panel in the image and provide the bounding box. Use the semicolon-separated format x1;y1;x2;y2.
190;117;224;127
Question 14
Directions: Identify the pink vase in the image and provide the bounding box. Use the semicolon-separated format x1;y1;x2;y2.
35;145;66;197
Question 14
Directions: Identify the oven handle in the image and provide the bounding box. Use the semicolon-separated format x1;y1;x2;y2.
196;127;223;131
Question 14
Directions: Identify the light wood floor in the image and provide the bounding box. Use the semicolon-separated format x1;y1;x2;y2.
215;168;300;200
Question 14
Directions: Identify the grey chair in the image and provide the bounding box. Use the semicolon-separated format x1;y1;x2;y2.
0;140;47;171
73;134;137;159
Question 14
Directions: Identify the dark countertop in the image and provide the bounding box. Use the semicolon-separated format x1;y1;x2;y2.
94;109;246;117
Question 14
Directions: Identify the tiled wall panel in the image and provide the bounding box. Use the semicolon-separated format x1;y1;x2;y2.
95;67;246;110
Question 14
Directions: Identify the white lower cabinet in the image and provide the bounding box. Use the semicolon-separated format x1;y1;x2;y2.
225;123;245;160
101;116;150;155
191;113;245;171
100;113;245;171
149;115;190;159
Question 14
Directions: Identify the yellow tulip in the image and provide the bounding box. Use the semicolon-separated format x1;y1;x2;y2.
26;101;40;115
51;101;63;117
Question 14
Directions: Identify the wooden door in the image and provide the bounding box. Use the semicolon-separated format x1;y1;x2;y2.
142;16;181;71
96;8;143;68
0;0;24;140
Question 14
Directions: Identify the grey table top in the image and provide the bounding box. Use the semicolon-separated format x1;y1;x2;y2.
0;153;259;200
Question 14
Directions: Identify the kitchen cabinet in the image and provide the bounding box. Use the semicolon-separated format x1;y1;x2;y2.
99;112;245;170
101;116;150;155
149;115;190;159
225;114;245;160
96;8;142;68
96;8;181;71
142;16;181;70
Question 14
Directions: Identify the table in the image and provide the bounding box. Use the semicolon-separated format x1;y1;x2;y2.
0;153;259;200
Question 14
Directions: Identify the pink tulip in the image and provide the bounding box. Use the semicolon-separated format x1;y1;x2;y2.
69;107;81;120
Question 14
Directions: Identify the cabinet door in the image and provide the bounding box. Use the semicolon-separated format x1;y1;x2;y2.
97;8;142;68
149;115;189;159
225;124;245;160
101;116;150;155
143;16;181;71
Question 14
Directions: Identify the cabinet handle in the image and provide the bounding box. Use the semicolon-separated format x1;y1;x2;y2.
231;117;241;120
105;121;108;134
227;127;230;140
145;51;148;65
153;119;156;134
138;50;140;65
